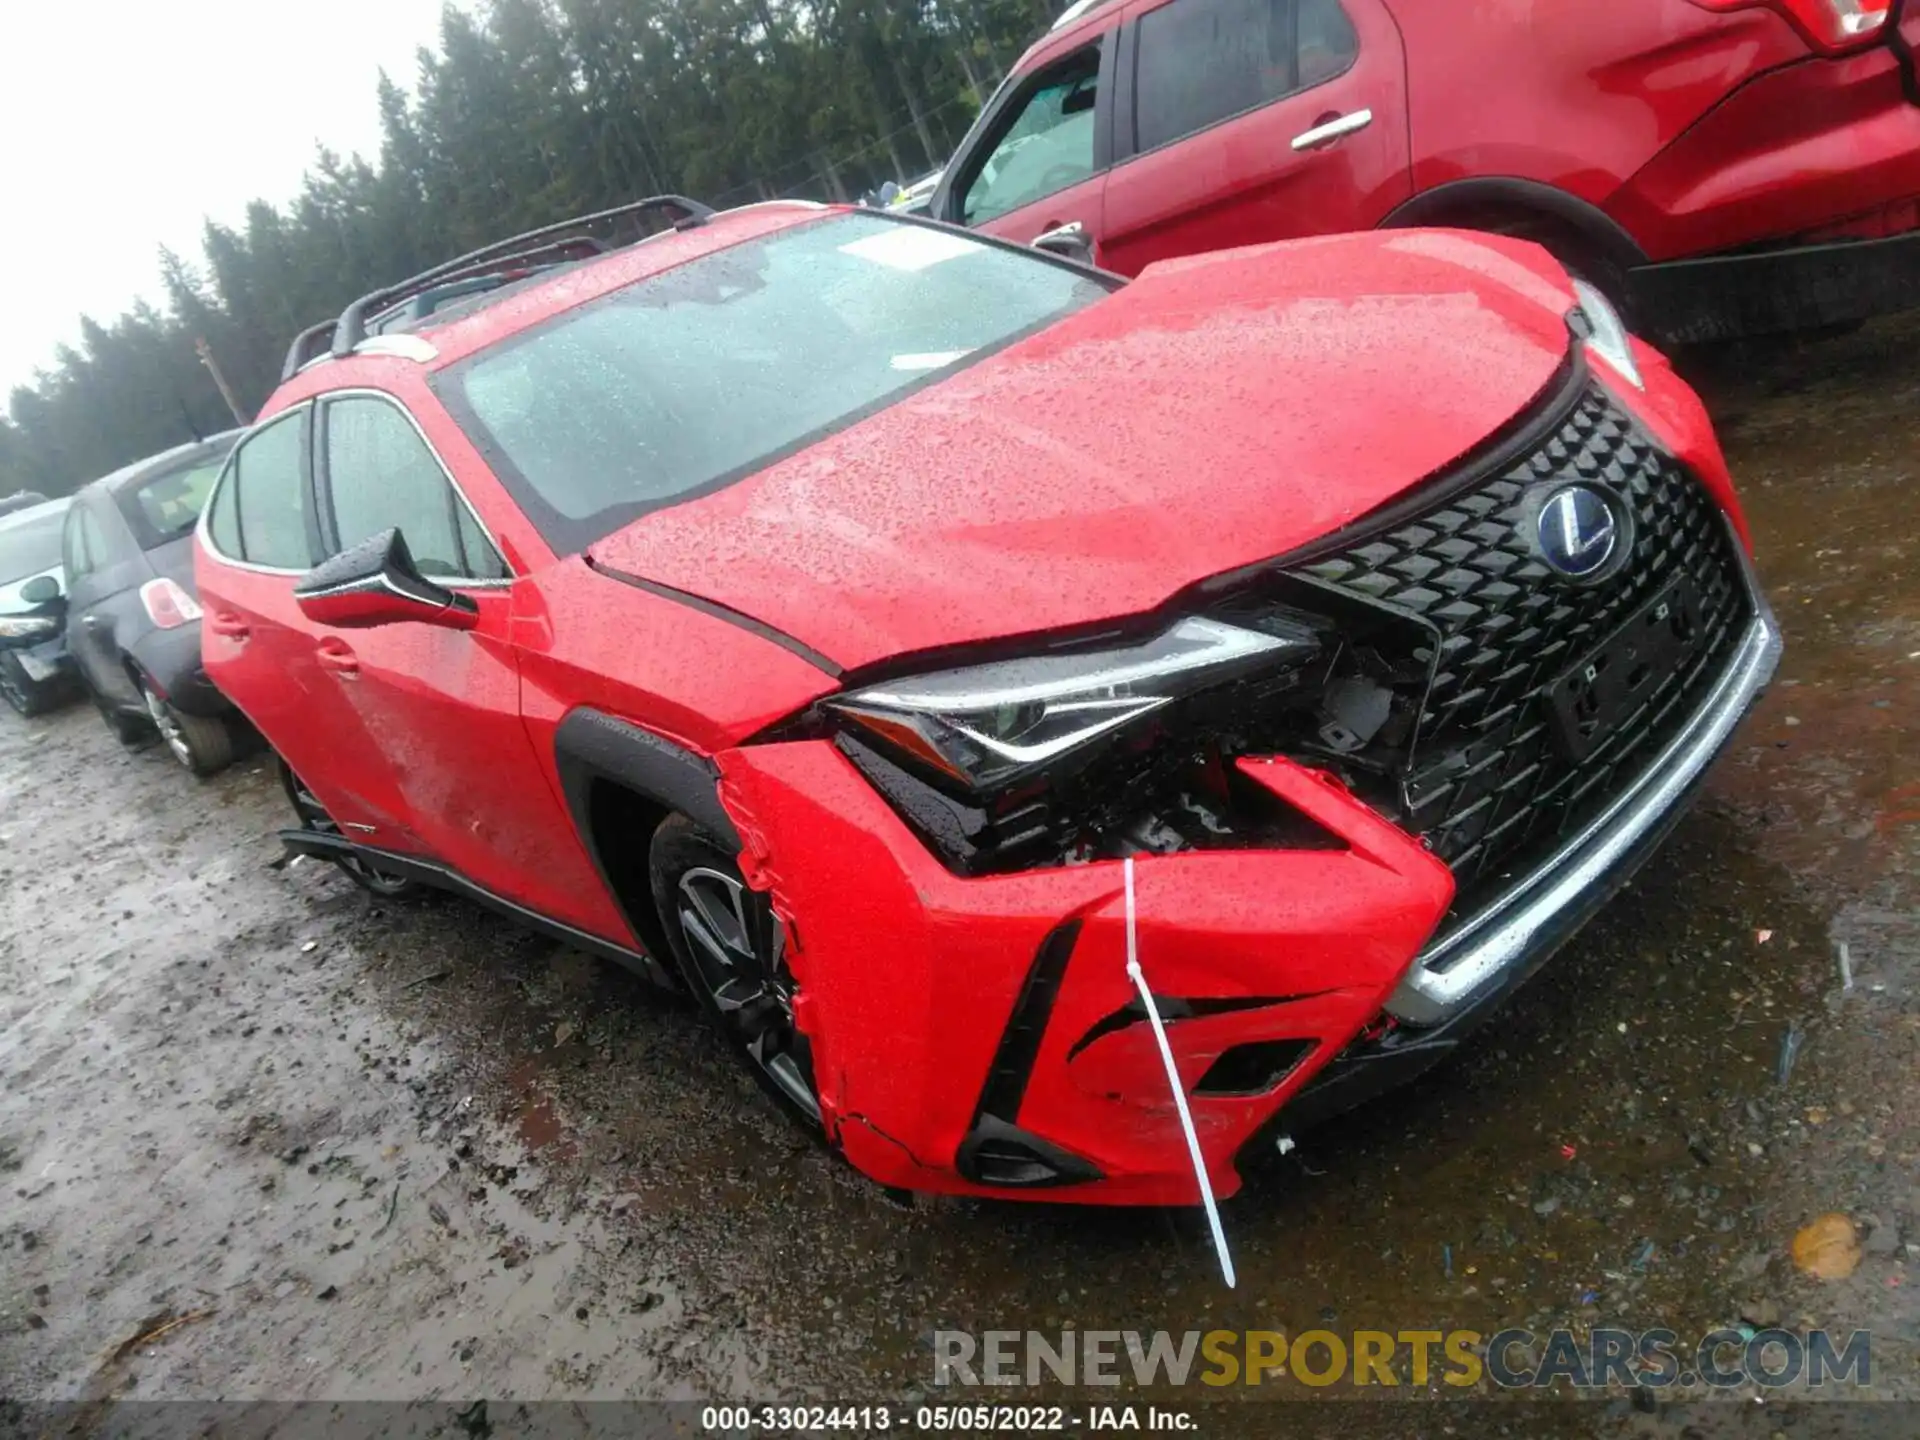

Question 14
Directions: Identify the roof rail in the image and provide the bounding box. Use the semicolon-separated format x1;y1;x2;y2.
282;318;339;383
361;235;614;339
411;234;611;294
330;194;713;361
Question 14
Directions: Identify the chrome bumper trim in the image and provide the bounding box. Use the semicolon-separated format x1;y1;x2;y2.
1385;586;1782;1028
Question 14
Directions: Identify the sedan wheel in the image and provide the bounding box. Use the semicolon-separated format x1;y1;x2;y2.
650;815;821;1126
142;681;233;776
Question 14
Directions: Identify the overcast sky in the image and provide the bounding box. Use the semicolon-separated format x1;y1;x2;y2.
0;0;457;396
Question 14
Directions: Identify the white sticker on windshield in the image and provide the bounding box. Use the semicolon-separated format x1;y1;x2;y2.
890;351;971;372
840;225;979;272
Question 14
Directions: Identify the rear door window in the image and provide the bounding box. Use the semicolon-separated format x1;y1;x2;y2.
319;396;506;580
78;508;116;571
957;45;1104;225
62;505;93;582
224;409;314;570
1132;0;1358;152
119;457;227;549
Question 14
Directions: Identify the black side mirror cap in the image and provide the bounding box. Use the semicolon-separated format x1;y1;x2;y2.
293;528;479;632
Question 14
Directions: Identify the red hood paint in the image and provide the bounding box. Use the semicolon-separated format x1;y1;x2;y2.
589;229;1578;673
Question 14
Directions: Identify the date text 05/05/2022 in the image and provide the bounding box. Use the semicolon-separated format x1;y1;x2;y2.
699;1405;1194;1432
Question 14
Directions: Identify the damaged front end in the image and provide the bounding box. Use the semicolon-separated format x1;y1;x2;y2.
716;741;1453;1204
714;368;1779;1203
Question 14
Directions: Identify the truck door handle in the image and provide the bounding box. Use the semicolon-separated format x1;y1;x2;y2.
208;612;250;640
1291;108;1373;152
316;639;359;677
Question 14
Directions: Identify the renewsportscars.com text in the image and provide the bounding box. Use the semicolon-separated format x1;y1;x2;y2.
933;1328;1872;1390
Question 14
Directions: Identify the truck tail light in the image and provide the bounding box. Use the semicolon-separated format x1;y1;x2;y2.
1692;0;1892;51
141;577;204;630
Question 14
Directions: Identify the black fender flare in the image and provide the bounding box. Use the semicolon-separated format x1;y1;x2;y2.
554;708;739;848
1380;177;1649;281
552;708;739;986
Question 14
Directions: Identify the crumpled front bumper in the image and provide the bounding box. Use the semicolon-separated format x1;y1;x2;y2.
1282;590;1781;1134
716;744;1458;1205
1390;589;1782;1028
715;584;1779;1206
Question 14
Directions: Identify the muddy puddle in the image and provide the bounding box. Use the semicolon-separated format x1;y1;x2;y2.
3;315;1918;1423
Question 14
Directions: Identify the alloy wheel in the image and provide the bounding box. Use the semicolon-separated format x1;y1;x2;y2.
143;685;195;767
281;763;413;897
675;866;819;1121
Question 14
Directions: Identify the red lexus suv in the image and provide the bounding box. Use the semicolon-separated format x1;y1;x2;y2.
929;0;1920;343
197;196;1780;1205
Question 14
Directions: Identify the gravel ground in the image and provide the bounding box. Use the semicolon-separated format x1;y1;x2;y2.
2;314;1917;1431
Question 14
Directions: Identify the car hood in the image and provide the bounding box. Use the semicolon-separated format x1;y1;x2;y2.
0;565;63;616
588;229;1581;674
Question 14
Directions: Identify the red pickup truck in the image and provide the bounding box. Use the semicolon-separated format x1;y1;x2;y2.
930;0;1920;342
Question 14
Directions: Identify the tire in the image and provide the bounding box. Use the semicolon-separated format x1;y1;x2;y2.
277;756;418;898
141;679;232;776
649;814;821;1129
0;652;60;718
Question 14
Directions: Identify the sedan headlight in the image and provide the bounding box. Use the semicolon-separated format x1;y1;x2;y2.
827;616;1317;791
0;613;58;642
1572;280;1644;390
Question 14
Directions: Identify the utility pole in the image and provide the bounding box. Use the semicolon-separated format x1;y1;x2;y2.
195;336;249;428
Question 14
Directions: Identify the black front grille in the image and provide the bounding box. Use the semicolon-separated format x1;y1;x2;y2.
1291;382;1751;910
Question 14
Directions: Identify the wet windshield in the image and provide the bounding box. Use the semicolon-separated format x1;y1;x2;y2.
0;506;67;586
437;212;1111;555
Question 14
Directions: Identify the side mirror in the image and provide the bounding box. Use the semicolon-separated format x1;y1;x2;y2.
19;574;63;608
1032;221;1094;267
294;528;479;632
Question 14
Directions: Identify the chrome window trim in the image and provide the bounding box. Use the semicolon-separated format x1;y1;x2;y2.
195;404;315;577
314;387;517;589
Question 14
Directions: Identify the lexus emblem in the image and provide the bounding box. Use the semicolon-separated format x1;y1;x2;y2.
1536;485;1623;580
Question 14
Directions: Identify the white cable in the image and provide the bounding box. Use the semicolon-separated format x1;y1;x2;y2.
1124;855;1236;1288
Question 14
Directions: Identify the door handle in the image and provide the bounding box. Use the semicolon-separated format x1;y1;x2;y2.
316;639;359;677
83;615;108;630
1032;220;1095;265
1291;108;1373;152
208;612;251;640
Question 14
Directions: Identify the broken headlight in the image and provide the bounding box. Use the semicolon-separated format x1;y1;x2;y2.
826;616;1316;793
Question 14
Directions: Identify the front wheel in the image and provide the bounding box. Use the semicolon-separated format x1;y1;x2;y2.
141;680;232;776
649;815;821;1129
